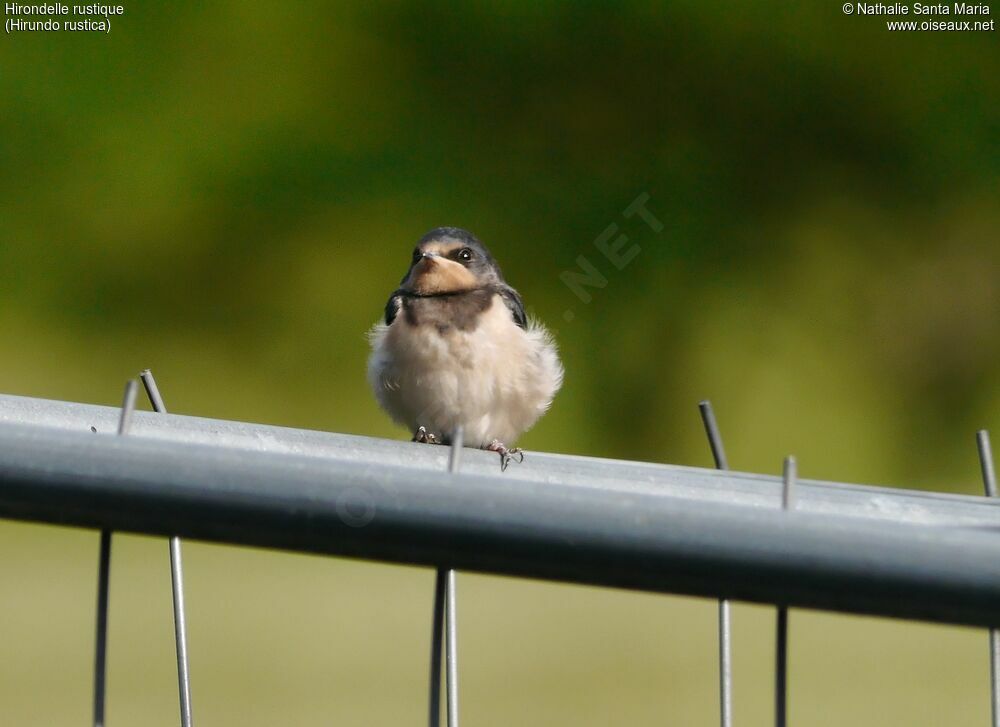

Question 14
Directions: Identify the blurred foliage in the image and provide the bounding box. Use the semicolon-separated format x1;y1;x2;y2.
0;2;998;725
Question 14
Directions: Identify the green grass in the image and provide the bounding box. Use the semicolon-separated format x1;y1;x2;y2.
0;520;989;726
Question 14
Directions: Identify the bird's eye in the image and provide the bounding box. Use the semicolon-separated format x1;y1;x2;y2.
412;248;421;262
457;248;473;263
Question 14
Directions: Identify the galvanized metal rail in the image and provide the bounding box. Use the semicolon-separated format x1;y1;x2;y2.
0;392;998;630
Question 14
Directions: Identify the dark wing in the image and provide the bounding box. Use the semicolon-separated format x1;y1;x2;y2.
384;291;404;325
497;285;527;329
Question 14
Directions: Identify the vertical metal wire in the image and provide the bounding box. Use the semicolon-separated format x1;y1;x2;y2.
978;431;998;727
775;456;796;727
140;369;194;727
429;427;463;727
429;570;446;727
717;603;732;727
445;566;459;727
94;380;138;727
699;401;733;727
775;609;788;725
94;530;112;727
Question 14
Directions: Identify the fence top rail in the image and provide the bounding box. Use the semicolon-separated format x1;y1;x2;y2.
0;393;991;527
1;393;998;628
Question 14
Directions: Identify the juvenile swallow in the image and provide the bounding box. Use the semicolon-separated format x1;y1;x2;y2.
367;227;563;469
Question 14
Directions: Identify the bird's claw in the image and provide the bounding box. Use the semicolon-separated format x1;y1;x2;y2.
487;440;524;472
413;426;440;444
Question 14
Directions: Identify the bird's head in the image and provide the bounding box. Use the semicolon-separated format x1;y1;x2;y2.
399;227;503;295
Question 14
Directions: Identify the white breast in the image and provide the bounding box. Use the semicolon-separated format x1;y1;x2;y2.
367;294;563;447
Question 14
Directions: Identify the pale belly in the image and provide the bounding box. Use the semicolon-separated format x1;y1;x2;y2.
367;298;562;447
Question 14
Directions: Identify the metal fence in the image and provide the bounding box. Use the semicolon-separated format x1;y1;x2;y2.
0;378;996;726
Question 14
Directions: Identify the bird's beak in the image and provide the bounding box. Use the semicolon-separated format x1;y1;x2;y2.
403;248;477;294
415;251;439;268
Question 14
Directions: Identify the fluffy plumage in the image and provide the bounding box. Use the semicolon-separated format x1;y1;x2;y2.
367;228;562;449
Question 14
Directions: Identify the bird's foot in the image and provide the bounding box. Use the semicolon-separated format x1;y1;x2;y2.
412;426;440;444
486;440;524;472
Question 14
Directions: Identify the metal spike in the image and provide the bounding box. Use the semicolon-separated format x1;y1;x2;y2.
699;400;729;471
117;381;137;436
978;431;996;499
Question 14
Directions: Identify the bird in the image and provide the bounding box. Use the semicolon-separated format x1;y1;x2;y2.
367;227;563;470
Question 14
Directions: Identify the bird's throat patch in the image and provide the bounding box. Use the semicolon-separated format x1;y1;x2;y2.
402;289;495;332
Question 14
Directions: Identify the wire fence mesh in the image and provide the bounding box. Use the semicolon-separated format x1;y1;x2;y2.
0;384;996;726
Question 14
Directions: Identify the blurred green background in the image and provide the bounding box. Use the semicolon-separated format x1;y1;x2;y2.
1;2;998;725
